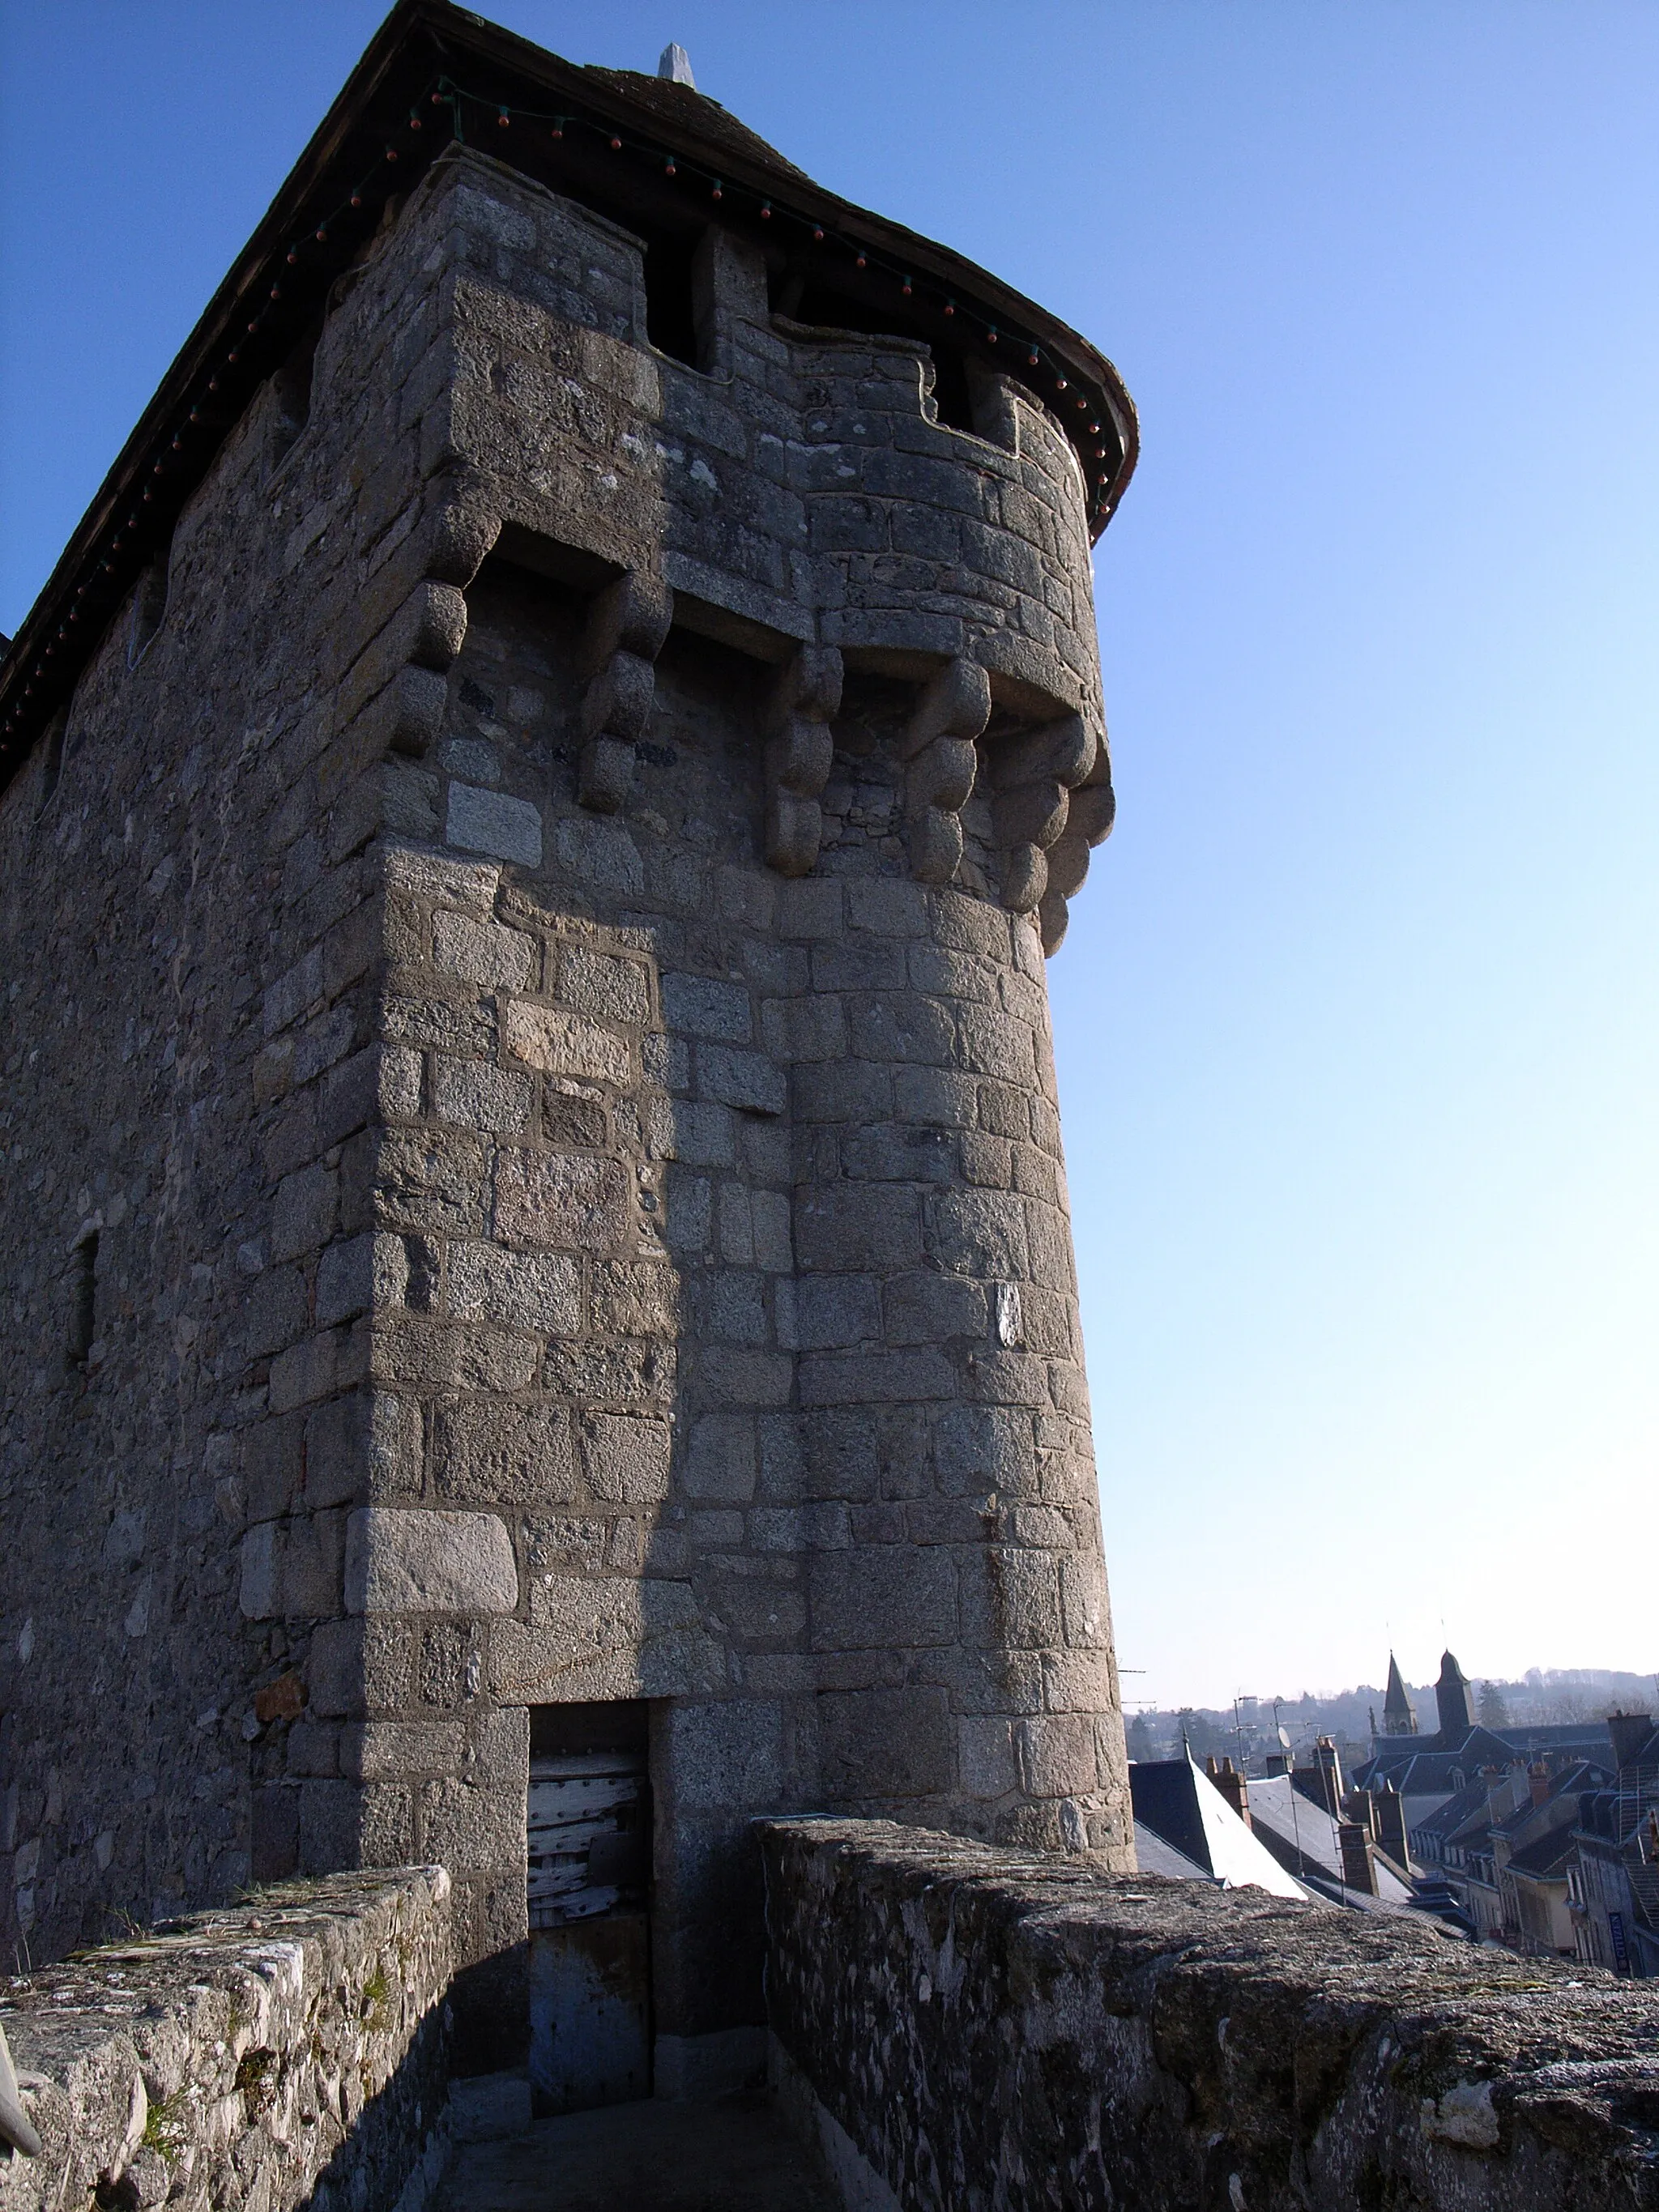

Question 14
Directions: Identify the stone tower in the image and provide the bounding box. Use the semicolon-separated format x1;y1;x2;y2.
0;3;1137;2084
1435;1649;1473;1741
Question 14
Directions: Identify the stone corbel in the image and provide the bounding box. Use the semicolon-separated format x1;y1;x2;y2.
763;645;842;876
1036;735;1115;956
991;710;1098;917
578;570;673;812
424;484;504;592
901;658;991;886
347;479;500;758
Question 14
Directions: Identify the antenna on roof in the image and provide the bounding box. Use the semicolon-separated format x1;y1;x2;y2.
658;43;696;87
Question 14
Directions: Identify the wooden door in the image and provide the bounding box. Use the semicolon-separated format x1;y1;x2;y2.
527;1743;652;2112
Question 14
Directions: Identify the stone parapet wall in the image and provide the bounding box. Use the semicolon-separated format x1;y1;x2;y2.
437;149;1105;729
759;1818;1659;2212
0;1867;452;2212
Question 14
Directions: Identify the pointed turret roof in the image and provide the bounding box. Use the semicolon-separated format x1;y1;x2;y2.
1383;1652;1418;1736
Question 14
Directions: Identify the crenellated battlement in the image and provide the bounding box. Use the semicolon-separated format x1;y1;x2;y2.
358;146;1115;953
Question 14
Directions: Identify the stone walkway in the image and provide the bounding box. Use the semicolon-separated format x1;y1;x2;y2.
433;2092;838;2212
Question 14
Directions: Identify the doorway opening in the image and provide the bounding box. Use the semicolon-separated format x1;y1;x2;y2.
527;1699;652;2113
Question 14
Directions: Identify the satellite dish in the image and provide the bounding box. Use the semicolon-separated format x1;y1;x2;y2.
1277;1726;1292;1750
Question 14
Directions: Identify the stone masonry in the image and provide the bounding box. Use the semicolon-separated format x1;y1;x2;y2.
0;9;1135;2081
761;1819;1659;2212
0;1868;452;2212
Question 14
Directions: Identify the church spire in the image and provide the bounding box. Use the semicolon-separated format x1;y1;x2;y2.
1383;1652;1418;1737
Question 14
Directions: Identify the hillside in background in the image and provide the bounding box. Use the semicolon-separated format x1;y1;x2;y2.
1128;1668;1659;1771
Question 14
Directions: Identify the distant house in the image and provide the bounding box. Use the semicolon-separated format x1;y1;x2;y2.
1353;1649;1659;1976
1567;1713;1659;1979
1504;1827;1577;1957
1408;1750;1636;1961
1408;1776;1497;1919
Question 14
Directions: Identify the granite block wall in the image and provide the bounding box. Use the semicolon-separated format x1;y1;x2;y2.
0;168;472;1964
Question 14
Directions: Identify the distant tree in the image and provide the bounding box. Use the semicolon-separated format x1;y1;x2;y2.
1178;1708;1226;1762
1127;1713;1158;1763
1478;1681;1510;1728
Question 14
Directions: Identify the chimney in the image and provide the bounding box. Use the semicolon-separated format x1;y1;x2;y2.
1528;1762;1550;1809
1373;1781;1409;1867
1341;1788;1374;1834
1265;1753;1289;1777
1482;1764;1513;1823
1607;1711;1653;1775
1210;1758;1252;1828
1338;1821;1379;1896
1314;1735;1344;1816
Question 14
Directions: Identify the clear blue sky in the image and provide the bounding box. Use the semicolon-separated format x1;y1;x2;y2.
3;3;1656;1710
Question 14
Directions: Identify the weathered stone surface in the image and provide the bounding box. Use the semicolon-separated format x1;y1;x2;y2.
433;910;535;990
0;1869;451;2212
580;1412;674;1502
490;1577;722;1703
493;1150;630;1251
502;1000;634;1085
239;1511;348;1621
433;1401;575;1504
344;1508;518;1614
445;782;543;867
445;1242;582;1332
761;1819;1659;2212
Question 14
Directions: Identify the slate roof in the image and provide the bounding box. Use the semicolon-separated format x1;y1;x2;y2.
1491;1721;1631;1757
1410;1777;1497;1849
1244;1775;1416;1912
1490;1761;1610;1839
1356;1724;1533;1795
1433;1648;1473;1737
1382;1652;1417;1733
1505;1829;1574;1882
1358;1720;1629;1797
1129;1759;1307;1901
1132;1822;1210;1882
1130;1761;1207;1869
578;66;813;184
